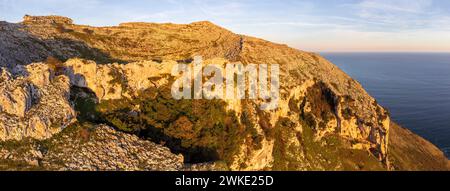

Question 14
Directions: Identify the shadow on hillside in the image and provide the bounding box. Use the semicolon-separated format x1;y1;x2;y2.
46;37;126;64
0;22;126;68
70;80;254;164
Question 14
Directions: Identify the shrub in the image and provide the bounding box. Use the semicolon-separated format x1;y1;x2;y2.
54;23;73;33
82;28;94;35
93;84;253;164
341;108;353;120
46;56;65;76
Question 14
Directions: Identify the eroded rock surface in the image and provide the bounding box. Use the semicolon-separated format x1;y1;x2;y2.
59;56;390;170
0;65;75;141
0;15;447;171
0;124;183;171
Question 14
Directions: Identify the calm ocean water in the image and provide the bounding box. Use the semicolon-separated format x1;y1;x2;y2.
322;53;450;158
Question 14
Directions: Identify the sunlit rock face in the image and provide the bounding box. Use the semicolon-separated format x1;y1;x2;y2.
63;58;176;100
0;64;75;141
1;15;445;171
58;56;390;170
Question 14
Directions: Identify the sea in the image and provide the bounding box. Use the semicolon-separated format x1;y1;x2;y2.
322;52;450;158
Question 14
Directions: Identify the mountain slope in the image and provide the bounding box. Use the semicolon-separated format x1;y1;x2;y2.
389;123;449;170
0;15;448;171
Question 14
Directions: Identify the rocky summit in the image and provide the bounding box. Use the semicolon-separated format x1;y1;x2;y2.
0;15;448;171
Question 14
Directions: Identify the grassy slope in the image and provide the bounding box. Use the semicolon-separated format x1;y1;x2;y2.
389;122;450;171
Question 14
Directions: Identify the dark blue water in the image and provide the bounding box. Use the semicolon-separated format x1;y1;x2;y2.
322;53;450;158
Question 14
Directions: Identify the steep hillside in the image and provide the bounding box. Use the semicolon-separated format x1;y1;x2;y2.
389;123;449;170
0;15;448;170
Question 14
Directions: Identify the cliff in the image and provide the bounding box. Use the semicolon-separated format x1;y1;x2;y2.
0;64;75;141
0;15;448;171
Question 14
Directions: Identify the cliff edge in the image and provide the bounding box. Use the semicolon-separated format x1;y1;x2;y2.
0;15;448;171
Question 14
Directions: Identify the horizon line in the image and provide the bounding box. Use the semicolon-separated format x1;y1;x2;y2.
313;50;450;54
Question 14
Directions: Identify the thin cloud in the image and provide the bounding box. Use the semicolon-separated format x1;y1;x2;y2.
357;0;432;13
194;0;244;17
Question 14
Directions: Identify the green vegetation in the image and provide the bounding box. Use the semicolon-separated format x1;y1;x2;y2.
46;56;65;76
272;116;384;171
70;87;101;122
72;83;262;165
341;108;353;120
271;82;385;171
0;122;94;171
271;117;305;170
107;66;129;94
0;159;45;171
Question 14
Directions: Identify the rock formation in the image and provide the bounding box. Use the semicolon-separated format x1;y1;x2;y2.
0;15;448;171
0;64;75;141
0;124;183;171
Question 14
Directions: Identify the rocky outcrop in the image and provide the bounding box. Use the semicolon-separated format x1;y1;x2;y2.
0;15;447;171
0;65;75;141
57;56;391;170
0;124;183;171
0;21;53;68
23;15;73;25
63;58;175;100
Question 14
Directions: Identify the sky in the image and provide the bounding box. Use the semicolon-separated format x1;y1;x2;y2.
1;0;450;52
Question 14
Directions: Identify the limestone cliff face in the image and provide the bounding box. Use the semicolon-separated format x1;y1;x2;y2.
63;58;176;100
0;15;447;171
55;54;390;170
0;64;75;141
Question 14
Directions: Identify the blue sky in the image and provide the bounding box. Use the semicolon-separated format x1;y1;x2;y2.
1;0;450;52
